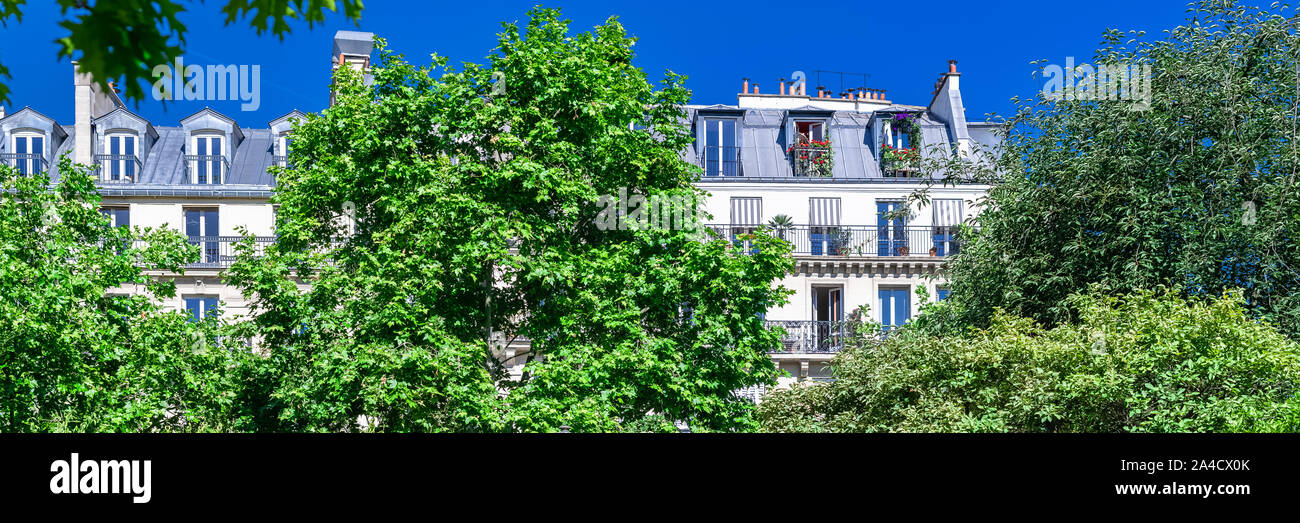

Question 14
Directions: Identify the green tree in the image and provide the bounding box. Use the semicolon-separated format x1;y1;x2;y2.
0;158;246;432
759;289;1300;433
0;0;364;104
932;1;1300;338
226;7;794;433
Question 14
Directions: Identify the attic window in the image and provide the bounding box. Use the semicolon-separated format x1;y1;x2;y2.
795;121;824;143
10;132;45;175
103;133;138;182
188;134;225;184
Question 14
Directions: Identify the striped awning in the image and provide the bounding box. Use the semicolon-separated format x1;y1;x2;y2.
808;197;842;226
933;199;964;226
730;197;762;225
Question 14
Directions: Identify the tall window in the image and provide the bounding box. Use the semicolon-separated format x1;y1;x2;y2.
879;287;912;332
185;208;220;265
191;135;224;184
877;201;908;256
702;118;738;177
185;296;219;322
106;133;137;181
12;133;44;175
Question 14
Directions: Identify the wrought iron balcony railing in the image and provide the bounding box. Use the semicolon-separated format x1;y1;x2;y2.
182;235;276;268
766;320;850;353
704;224;965;257
697;145;741;177
789;144;833;177
95;154;142;183
184;155;230;184
1;153;45;175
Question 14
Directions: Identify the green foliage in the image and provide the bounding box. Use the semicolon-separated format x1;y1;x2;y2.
937;1;1300;338
759;289;1300;433
226;7;794;432
0;157;247;432
0;0;363;104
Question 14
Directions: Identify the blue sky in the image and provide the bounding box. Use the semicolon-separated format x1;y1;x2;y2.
0;1;1194;127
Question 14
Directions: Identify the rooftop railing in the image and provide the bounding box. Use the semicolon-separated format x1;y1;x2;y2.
95;154;141;184
184;155;230;184
697;145;742;177
1;153;45;175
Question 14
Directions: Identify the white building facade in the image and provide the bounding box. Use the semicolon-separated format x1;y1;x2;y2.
686;64;999;386
1;33;996;390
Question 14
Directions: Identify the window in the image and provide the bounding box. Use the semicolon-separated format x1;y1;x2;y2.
877;201;909;256
105;133;137;181
809;197;843;256
729;197;761;253
701;118;738;177
100;207;129;228
190;135;224;184
11;132;45;175
879;287;912;332
932;199;964;256
275;133;291;168
795;121;824;143
185;208;220;264
184;296;219;322
811;285;845;351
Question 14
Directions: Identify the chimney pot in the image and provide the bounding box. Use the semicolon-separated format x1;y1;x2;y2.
753;83;759;95
779;78;786;96
948;59;958;74
742;78;749;94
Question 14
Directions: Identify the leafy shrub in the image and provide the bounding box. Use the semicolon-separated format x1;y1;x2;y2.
759;289;1300;433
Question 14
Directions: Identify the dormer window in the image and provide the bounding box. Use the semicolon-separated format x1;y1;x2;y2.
11;132;45;175
795;121;824;143
103;133;138;182
788;119;832;177
274;133;291;168
700;117;739;177
189;134;225;184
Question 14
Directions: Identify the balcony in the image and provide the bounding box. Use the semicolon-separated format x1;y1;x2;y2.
185;155;230;184
766;320;849;353
182;235;276;268
1;153;45;175
788;142;833;177
705;224;964;257
698;145;741;177
95;154;142;184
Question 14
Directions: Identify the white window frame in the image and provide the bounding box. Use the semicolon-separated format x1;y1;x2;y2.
105;132;138;181
11;131;45;175
189;133;225;184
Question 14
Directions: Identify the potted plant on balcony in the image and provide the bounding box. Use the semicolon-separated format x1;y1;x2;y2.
929;246;938;256
879;143;920;177
787;139;834;178
833;229;855;255
767;214;794;241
